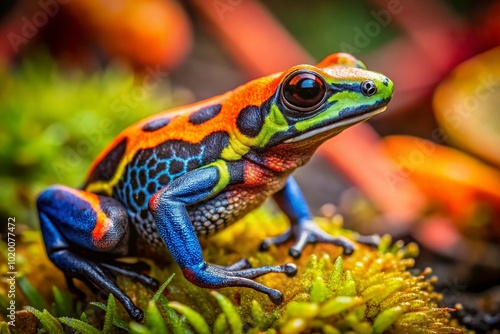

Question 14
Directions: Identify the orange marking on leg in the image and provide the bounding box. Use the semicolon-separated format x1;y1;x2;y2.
63;188;111;245
92;212;111;246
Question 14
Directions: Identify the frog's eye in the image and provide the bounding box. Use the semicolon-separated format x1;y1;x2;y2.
282;71;327;112
361;80;377;96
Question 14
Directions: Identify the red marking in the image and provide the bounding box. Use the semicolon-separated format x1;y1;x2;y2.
316;53;360;69
149;191;161;211
182;268;197;283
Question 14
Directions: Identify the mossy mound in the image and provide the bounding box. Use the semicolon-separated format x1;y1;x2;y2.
1;209;467;333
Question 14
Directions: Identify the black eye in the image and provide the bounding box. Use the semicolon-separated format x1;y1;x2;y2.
282;71;327;112
361;80;377;96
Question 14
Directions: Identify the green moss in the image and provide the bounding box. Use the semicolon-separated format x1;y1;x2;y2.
0;210;468;333
0;54;185;227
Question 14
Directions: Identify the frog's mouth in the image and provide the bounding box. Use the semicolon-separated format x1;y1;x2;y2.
284;107;386;143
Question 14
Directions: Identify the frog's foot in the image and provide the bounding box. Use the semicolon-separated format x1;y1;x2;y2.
212;258;252;271
183;262;297;305
260;220;356;258
37;186;158;321
51;250;157;321
65;261;158;301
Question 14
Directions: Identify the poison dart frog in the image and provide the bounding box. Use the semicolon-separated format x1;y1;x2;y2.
37;53;394;321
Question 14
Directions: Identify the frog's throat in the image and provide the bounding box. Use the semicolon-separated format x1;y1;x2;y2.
283;107;386;143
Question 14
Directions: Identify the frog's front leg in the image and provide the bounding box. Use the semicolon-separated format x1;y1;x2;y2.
37;186;159;321
149;161;297;304
260;177;380;258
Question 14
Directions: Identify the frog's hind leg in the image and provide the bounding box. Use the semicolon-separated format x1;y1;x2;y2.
37;185;158;321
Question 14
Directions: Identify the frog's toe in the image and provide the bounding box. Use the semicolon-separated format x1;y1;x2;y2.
322;235;356;255
100;260;160;289
119;260;152;272
356;234;381;248
129;307;144;322
288;221;358;257
259;228;293;252
222;258;252;271
342;244;355;255
269;290;284;305
282;263;298;277
288;247;302;259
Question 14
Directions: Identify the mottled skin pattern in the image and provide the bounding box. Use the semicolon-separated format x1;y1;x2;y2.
37;53;394;321
111;131;231;245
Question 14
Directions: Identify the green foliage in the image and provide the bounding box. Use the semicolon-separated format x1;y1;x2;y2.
52;286;74;318
16;277;47;311
0;55;184;226
168;302;210;334
24;307;64;334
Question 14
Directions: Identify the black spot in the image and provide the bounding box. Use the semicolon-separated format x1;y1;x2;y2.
169;159;185;174
159;175;170;186
136;191;146;206
157;162;166;170
203;131;230;153
130;176;139;189
187;159;199;171
227;160;245;184
148;170;157;179
86;138;127;183
147;159;156;168
142;118;170;132
236;105;263;138
140;210;149;219
147;182;157;193
189;104;222;125
139;170;147;187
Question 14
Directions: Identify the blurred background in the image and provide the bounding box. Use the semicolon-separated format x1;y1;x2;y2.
1;0;499;331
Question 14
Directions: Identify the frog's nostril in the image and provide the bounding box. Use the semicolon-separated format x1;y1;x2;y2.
361;80;377;96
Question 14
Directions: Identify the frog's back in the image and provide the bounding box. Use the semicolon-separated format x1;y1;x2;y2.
81;96;233;245
83;95;231;198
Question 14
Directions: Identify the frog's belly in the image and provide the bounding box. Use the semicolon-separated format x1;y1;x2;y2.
128;185;278;248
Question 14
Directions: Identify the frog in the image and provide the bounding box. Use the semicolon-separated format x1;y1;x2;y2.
37;53;394;321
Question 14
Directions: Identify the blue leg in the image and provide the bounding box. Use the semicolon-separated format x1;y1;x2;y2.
149;163;297;304
261;177;377;258
37;185;159;321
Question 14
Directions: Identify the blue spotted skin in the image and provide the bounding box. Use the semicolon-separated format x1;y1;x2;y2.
37;55;393;321
113;132;230;245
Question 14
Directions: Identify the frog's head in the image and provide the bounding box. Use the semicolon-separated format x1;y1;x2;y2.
232;54;394;170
